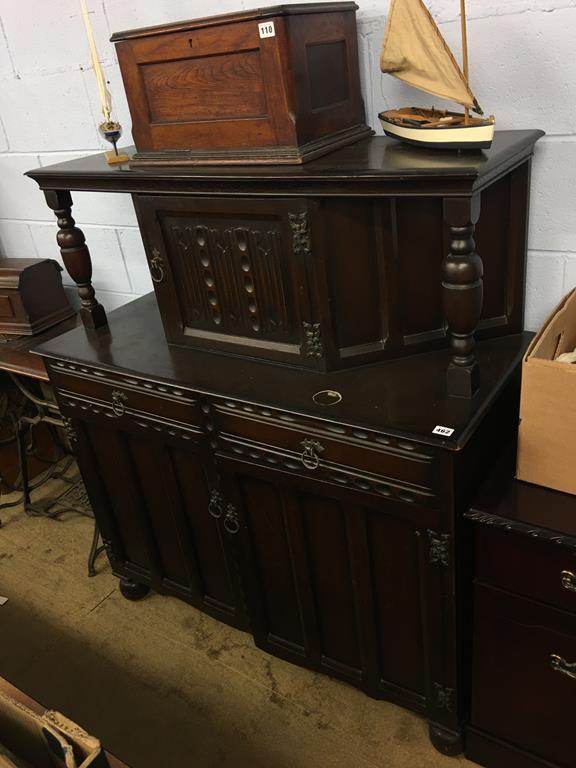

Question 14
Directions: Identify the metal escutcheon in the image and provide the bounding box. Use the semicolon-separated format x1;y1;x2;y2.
208;489;224;519
561;570;576;593
550;653;576;681
111;390;128;417
223;504;240;535
300;439;324;470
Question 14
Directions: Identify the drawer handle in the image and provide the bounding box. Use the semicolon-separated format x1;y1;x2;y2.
111;390;128;417
561;570;576;592
550;654;576;681
150;248;165;283
208;490;224;519
300;439;324;470
223;504;240;535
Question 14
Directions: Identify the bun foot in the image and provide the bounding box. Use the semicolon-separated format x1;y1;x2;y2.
119;578;150;601
428;723;464;756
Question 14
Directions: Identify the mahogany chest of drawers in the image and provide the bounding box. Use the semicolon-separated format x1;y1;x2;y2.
466;473;576;768
36;293;532;756
111;3;372;167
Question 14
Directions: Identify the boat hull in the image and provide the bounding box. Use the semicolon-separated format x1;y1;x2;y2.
379;111;495;150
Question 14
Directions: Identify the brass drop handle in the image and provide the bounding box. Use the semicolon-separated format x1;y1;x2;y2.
561;570;576;593
208;490;224;519
150;248;165;283
223;504;240;535
550;653;576;681
111;390;128;417
300;439;324;470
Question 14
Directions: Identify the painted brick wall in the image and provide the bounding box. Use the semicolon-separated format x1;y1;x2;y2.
0;0;573;329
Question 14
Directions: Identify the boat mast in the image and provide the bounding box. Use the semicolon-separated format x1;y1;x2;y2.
460;0;470;123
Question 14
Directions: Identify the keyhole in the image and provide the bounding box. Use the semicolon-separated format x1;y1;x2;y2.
188;38;193;48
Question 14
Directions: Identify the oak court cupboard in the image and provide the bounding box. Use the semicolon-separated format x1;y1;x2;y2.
26;129;542;756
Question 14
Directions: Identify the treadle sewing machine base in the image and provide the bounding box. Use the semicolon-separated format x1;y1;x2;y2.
36;293;533;754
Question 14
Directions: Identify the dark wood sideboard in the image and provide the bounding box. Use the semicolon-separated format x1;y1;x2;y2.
466;470;576;768
26;132;543;757
34;293;531;756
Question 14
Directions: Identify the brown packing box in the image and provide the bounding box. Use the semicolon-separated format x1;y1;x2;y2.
517;288;576;494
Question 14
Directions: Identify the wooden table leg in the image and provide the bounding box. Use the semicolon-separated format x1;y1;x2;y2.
44;190;108;330
442;195;483;398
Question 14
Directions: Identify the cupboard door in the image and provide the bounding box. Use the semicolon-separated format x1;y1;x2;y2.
220;460;432;710
73;417;247;629
135;195;320;368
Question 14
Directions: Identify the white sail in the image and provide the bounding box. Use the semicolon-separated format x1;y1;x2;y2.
380;0;482;113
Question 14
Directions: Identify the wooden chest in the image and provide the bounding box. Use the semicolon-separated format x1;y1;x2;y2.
111;3;372;166
466;472;576;768
0;258;74;336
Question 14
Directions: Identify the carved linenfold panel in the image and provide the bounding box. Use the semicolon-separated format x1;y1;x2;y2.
164;219;293;339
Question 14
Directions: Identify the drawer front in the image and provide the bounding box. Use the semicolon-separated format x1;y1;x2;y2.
48;362;203;439
472;584;576;767
213;398;438;506
476;526;576;614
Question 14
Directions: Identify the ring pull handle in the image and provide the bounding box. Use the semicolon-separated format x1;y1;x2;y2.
550;653;576;681
111;390;128;417
561;570;576;593
223;503;240;535
208;490;224;519
150;248;165;284
300;439;324;470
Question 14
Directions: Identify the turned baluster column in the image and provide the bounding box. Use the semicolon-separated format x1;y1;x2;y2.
44;189;108;330
442;195;483;398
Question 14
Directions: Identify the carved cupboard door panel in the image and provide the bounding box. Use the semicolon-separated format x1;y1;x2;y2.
134;195;323;367
72;417;247;629
218;459;437;712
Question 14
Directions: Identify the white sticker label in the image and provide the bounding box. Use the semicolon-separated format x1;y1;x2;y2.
258;21;276;38
432;425;454;437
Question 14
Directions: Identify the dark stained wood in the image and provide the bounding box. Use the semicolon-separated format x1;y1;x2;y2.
26;132;544;197
35;292;532;753
43;190;107;330
466;468;576;768
442;195;482;397
0;258;74;336
110;3;371;166
0;314;80;381
27;131;542;390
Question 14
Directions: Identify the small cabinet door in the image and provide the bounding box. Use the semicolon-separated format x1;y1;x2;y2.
217;456;438;713
71;416;247;630
135;195;322;368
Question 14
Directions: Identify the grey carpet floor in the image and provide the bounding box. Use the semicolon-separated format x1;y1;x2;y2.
0;469;473;768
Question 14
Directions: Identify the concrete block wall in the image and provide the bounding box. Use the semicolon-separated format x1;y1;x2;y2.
0;0;573;329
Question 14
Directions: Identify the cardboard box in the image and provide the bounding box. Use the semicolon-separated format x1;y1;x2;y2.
517;288;576;494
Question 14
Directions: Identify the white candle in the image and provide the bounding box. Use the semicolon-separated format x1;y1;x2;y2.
80;0;112;122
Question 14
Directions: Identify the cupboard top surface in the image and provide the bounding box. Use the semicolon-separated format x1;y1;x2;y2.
26;132;543;196
467;459;576;545
35;293;530;451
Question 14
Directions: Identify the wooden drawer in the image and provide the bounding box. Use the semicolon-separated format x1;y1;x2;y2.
213;398;438;506
47;361;203;438
476;526;576;615
472;584;576;768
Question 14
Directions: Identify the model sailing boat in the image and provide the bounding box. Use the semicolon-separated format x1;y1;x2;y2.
379;0;495;149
